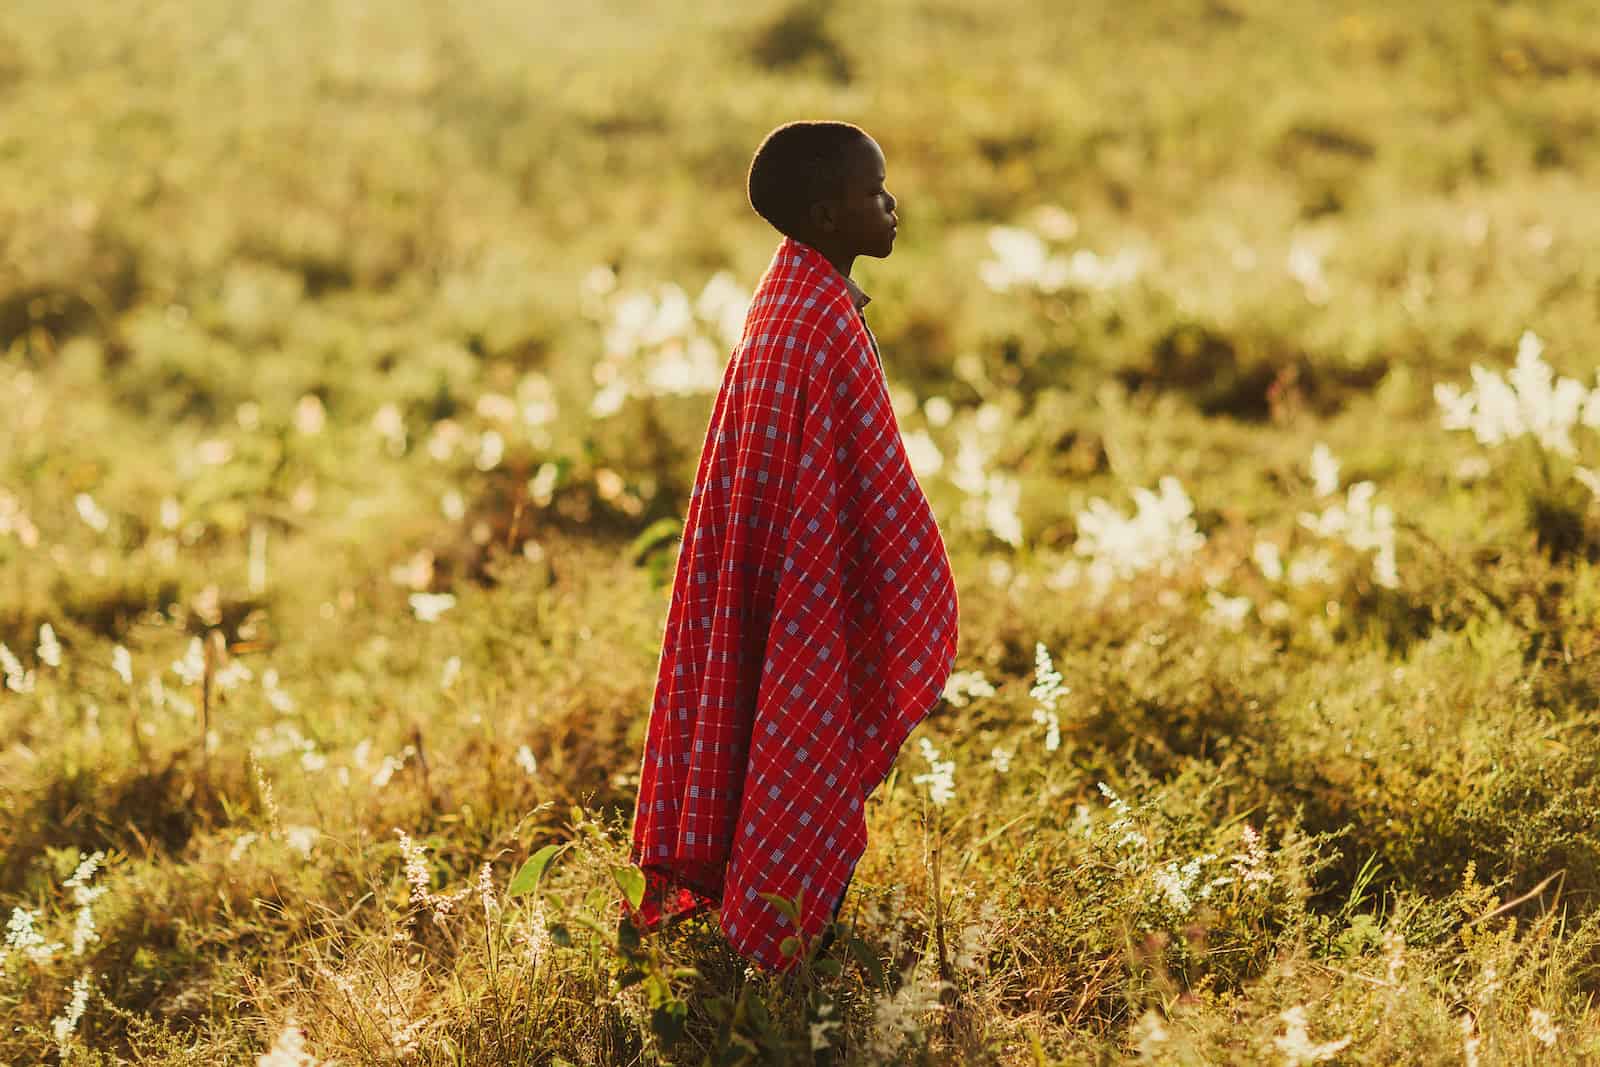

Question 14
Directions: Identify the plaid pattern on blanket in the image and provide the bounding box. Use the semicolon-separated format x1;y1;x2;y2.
625;236;959;974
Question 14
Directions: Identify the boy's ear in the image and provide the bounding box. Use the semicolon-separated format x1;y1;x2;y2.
809;198;838;234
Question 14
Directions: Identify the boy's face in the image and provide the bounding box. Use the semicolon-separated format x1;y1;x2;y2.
813;134;898;260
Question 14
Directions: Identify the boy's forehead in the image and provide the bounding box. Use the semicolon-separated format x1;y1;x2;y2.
845;134;885;178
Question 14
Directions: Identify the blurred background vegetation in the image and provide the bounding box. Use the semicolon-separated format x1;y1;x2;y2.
4;0;1600;1063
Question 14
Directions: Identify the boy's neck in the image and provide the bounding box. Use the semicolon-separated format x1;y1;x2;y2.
795;235;854;281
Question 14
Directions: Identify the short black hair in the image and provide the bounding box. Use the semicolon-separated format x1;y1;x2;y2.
747;120;869;239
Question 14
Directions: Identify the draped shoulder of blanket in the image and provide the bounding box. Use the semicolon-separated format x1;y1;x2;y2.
624;237;960;974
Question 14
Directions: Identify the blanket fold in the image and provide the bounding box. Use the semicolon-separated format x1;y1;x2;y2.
626;237;959;974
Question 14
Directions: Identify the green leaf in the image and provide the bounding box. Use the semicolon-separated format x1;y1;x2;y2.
745;988;771;1029
628;517;682;564
812;957;842;978
507;843;564;897
613;864;646;911
549;923;572;947
617;966;646;989
650;1001;687;1046
779;936;800;958
757;890;801;928
846;934;886;991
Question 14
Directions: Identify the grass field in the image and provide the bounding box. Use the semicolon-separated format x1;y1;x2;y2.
5;1;1600;1062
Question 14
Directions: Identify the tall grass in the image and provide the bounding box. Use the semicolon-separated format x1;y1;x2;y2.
5;0;1600;1062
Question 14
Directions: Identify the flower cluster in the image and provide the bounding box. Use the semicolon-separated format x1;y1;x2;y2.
912;736;956;807
1297;479;1399;589
408;592;456;623
63;850;107;957
947;407;1024;546
978;218;1144;295
0;641;35;693
941;668;995;708
257;1017;322;1067
586;269;749;416
395;829;469;928
1058;476;1206;593
1273;1004;1352;1065
1030;642;1068;752
865;961;951;1060
1435;330;1600;459
4;905;62;969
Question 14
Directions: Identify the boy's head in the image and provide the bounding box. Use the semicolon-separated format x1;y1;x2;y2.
747;120;898;268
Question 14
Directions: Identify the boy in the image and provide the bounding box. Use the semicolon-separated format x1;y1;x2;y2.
624;120;960;980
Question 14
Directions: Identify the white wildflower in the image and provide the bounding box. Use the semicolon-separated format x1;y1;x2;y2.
372;753;406;788
912;736;956;807
1576;466;1600;497
1529;1007;1558;1048
1206;589;1252;631
230;832;260;862
440;489;466;521
1065;246;1145;291
1286;232;1332;305
1153;853;1215;917
1435;329;1599;458
515;744;538;778
983;474;1024;546
1307;442;1340;496
1273;1004;1352;1065
979;226;1068;293
395;828;462;927
1029;643;1068;752
51;970;92;1054
1097;782;1147;850
478;862;497;919
440;655;461;691
901;429;944;477
373;403;407;456
294;394;326;435
37;623;61;667
283;825;318;858
989;745;1014;774
5;906;62;963
171;637;205;686
696;271;749;349
866;964;948;1059
409;592;456;622
809;996;843;1053
1460;1013;1480;1067
952;901;998;972
257;1016;320;1067
583;264;616;299
1286;546;1336;587
1253;540;1285;581
1131;1009;1170;1057
0;642;35;693
214;658;252;692
112;645;133;685
1073;477;1205;591
75;492;110;532
1298;480;1398;588
1230;824;1273;889
942;668;996;708
262;668;295;713
474;429;504;471
1382;925;1406;985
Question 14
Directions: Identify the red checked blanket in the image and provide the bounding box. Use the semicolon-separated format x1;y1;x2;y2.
624;237;960;974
